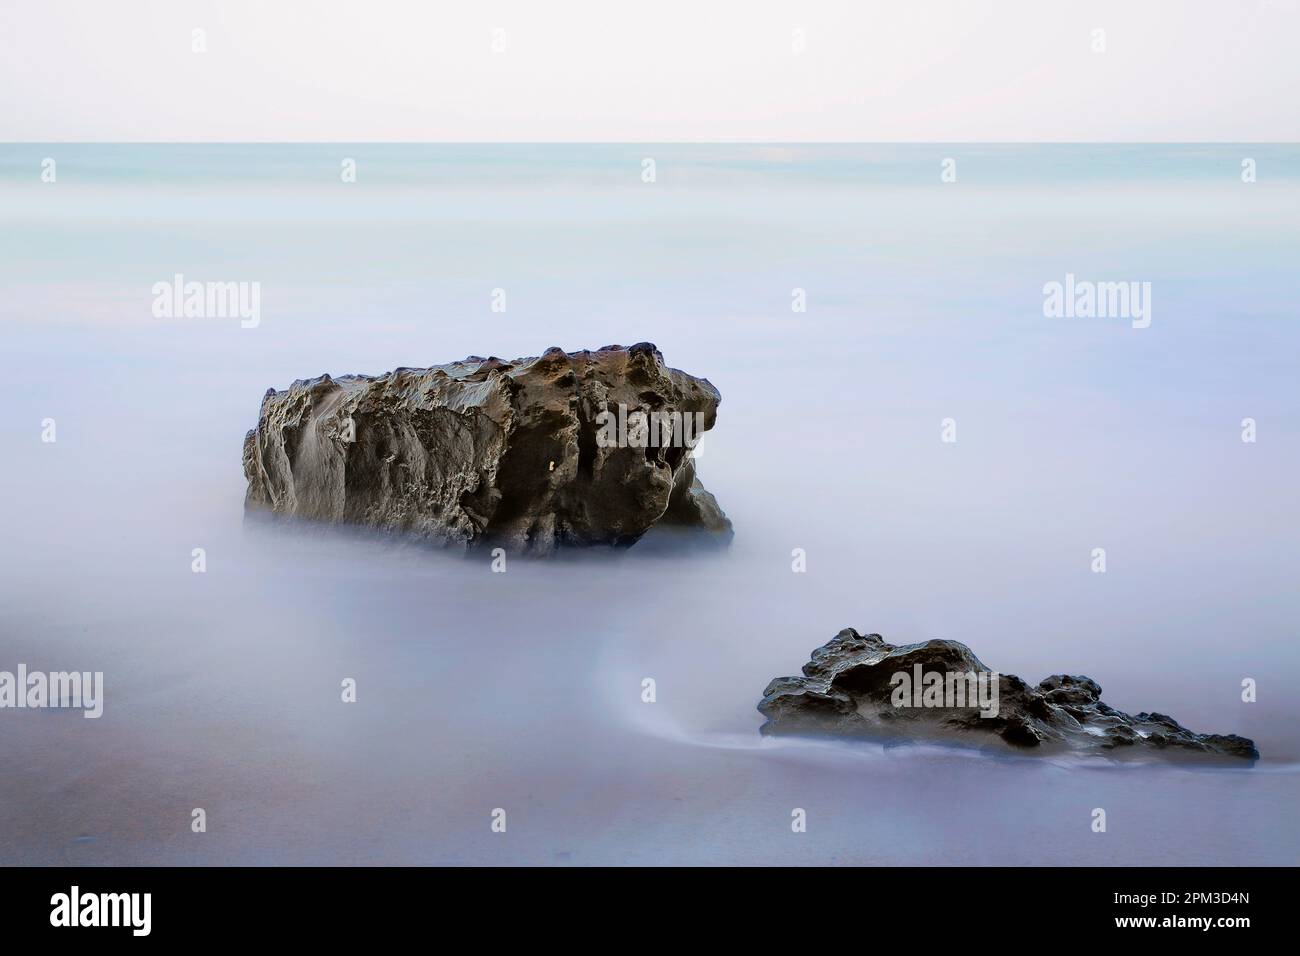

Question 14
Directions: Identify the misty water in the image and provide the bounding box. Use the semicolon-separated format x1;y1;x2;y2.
2;146;1297;864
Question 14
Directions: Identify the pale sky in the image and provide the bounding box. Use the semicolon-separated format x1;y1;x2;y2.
1;0;1298;141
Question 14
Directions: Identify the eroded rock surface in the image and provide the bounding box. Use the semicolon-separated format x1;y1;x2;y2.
243;343;732;554
758;629;1258;762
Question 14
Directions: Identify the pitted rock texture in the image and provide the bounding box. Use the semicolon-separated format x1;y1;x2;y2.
243;343;732;554
758;629;1258;762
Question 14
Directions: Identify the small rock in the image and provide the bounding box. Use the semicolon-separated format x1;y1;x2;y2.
757;629;1258;762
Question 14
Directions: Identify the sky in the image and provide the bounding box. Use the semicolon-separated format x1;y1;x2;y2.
1;0;1298;142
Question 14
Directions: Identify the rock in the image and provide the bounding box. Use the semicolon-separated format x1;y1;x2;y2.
242;343;732;554
757;629;1258;762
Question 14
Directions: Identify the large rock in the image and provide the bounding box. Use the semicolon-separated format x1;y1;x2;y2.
758;629;1258;762
242;343;732;554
